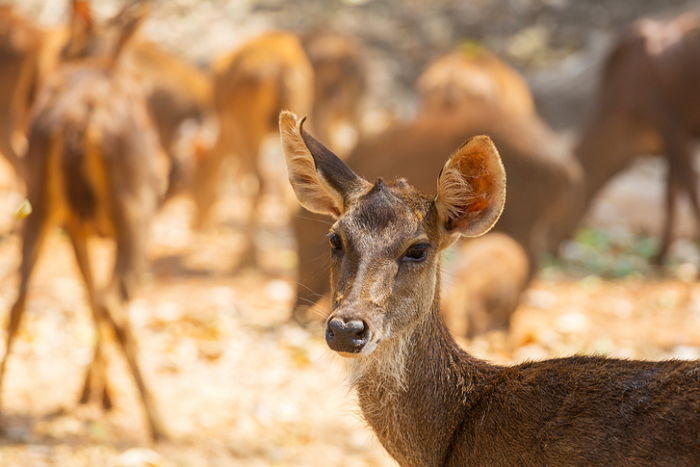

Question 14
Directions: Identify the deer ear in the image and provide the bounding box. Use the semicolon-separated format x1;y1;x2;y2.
65;0;94;58
435;135;506;239
279;111;367;218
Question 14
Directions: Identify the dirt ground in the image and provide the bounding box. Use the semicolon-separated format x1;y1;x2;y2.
1;148;700;467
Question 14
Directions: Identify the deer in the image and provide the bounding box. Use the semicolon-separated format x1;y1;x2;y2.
417;45;535;118
191;31;313;266
280;110;700;466
442;232;528;339
302;31;366;157
0;1;168;440
0;1;214;200
291;105;581;324
556;12;700;263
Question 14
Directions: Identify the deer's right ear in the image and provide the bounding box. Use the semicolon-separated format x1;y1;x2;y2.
279;111;366;218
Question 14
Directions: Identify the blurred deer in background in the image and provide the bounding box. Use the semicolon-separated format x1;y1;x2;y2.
192;31;313;266
280;110;700;466
0;1;168;440
302;31;366;157
417;44;535;118
0;1;214;201
291;51;582;329
0;6;43;181
442;232;528;339
557;13;700;263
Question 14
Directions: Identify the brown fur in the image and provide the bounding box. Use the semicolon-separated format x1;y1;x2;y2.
292;106;581;319
417;46;535;118
192;31;313;266
442;232;528;338
281;110;700;466
0;2;168;440
302;31;366;157
558;13;700;262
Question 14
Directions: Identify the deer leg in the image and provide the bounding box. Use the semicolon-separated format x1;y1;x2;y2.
0;205;50;410
656;126;698;263
100;296;166;440
653;165;680;265
673;153;700;246
65;224;112;410
108;209;166;441
237;153;265;268
191;138;227;230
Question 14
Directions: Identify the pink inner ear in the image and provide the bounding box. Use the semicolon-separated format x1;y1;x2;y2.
467;197;489;214
455;155;493;215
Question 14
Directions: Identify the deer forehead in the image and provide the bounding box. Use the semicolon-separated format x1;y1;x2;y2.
337;180;434;253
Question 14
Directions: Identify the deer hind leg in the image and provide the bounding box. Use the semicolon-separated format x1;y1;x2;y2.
222;120;265;269
656;128;698;264
0;201;51;411
106;206;166;441
653;165;680;265
65;223;112;410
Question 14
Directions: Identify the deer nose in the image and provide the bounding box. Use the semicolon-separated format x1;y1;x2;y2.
326;317;368;354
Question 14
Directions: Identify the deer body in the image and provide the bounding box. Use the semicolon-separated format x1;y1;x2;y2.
563;13;700;261
280;111;700;466
357;316;699;465
192;31;313;266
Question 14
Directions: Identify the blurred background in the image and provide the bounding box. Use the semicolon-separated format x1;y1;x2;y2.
1;0;700;465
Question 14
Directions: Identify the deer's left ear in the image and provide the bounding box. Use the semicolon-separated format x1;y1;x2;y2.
435;135;506;240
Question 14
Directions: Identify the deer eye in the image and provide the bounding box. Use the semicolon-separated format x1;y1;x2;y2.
401;243;429;263
328;232;343;252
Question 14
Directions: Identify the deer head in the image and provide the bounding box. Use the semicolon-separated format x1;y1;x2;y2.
280;111;505;356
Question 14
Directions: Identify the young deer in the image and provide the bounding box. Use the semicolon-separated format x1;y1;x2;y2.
556;13;700;263
442;232;528;338
192;31;313;266
280;110;700;466
0;2;167;440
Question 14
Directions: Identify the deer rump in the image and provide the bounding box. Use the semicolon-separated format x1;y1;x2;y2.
27;65;163;235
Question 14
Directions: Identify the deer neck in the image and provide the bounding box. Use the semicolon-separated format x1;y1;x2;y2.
349;274;496;466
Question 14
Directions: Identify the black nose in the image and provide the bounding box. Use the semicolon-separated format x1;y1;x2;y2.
326;317;368;353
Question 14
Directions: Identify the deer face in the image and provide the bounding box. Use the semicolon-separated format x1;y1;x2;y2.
280;111;506;357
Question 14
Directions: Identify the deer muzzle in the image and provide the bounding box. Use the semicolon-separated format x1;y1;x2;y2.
325;316;369;355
